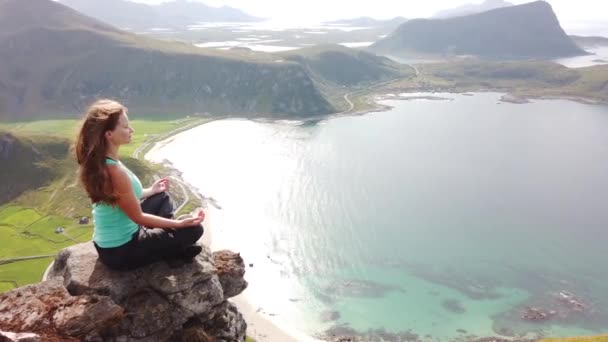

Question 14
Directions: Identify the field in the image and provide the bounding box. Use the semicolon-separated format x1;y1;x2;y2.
0;116;206;291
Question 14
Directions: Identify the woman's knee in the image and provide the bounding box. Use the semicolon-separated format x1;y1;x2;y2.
182;224;204;243
148;191;174;218
193;223;204;240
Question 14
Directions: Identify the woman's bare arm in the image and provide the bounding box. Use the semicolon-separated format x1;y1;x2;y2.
108;166;202;228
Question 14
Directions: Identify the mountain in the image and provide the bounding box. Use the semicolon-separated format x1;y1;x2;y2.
58;0;262;29
371;1;586;59
570;35;608;48
324;16;408;28
0;0;336;120
0;0;408;120
432;0;513;19
280;44;413;87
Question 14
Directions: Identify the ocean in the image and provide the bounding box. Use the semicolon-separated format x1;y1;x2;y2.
147;92;608;340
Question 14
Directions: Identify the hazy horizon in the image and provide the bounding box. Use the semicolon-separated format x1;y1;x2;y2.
128;0;607;25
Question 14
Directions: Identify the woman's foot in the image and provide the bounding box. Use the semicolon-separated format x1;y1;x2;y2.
166;244;203;268
179;244;202;260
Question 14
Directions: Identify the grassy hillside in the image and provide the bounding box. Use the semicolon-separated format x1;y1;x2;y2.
420;60;581;88
558;64;608;101
0;117;204;291
0;0;336;120
372;1;585;59
0;131;70;204
280;44;414;87
383;59;608;103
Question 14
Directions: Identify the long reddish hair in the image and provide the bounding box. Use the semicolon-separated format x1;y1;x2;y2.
74;99;126;204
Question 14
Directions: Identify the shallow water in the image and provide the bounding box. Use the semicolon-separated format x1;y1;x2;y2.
554;47;608;68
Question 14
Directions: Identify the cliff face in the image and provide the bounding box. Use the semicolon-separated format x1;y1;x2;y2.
372;1;586;59
0;242;248;341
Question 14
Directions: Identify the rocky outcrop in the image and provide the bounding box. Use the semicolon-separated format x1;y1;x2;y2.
372;1;586;59
0;242;248;341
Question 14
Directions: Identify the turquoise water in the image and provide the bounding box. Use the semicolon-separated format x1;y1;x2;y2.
148;93;608;340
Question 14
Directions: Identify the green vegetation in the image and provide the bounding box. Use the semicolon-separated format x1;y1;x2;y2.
281;44;414;87
0;206;90;259
0;0;340;121
0;257;54;290
381;59;608;104
0;117;204;292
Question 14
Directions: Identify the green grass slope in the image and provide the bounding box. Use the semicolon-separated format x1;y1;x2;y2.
0;131;70;204
414;59;608;102
280;44;414;87
0;118;192;291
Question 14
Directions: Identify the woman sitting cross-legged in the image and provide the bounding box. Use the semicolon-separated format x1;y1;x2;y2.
74;99;205;271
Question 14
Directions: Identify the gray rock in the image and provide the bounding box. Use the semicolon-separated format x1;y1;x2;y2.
48;243;142;303
167;276;225;315
144;245;217;295
199;301;247;342
3;242;249;341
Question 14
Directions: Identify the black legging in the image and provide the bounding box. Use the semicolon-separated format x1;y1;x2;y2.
94;192;204;270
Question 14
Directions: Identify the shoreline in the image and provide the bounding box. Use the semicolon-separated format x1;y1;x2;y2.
140;91;607;342
144;129;312;342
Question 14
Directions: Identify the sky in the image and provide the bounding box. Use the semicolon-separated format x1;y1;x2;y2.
130;0;608;25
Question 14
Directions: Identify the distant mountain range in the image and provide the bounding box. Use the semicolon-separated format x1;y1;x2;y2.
58;0;263;29
569;35;608;48
372;1;586;59
0;0;408;120
323;16;408;28
432;0;513;18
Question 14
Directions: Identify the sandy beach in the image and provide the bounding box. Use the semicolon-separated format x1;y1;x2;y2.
146;133;311;342
203;206;314;342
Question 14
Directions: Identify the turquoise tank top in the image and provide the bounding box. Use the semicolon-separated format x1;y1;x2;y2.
92;158;143;248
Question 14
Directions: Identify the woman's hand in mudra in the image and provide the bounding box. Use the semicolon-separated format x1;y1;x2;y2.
151;178;170;195
177;208;205;228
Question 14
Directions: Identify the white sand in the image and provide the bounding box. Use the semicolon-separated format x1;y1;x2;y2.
148;135;312;342
203;207;311;342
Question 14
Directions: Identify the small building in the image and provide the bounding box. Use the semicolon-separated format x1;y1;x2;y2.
78;217;90;225
55;227;64;234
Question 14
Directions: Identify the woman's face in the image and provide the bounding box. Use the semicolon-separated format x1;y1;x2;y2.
106;113;133;146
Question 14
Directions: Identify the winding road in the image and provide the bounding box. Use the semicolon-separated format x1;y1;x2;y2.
132;119;209;216
337;71;416;115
